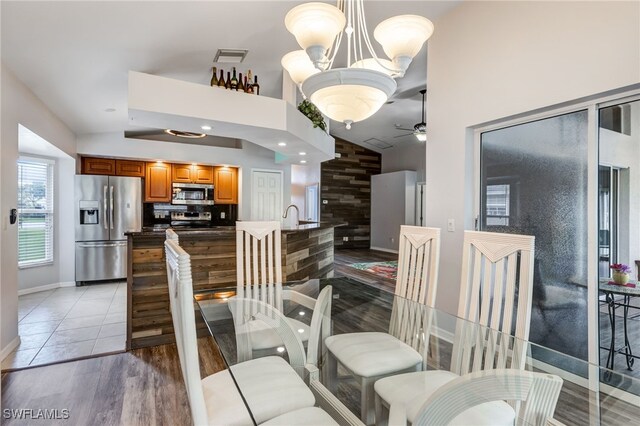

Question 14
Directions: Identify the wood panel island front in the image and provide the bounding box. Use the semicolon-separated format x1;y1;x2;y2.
126;223;336;349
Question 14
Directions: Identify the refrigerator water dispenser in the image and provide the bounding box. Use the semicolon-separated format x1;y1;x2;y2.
79;200;99;225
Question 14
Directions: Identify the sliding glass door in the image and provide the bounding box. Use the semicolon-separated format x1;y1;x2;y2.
479;110;590;361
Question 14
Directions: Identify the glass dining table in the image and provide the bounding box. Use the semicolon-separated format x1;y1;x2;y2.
194;277;640;426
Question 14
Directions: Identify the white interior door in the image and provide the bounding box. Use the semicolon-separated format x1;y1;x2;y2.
251;170;282;220
305;183;319;222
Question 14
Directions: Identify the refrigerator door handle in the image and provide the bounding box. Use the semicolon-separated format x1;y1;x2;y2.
110;185;114;230
77;242;126;248
103;185;108;230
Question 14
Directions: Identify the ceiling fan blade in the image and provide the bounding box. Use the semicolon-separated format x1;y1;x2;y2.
394;127;414;132
390;84;427;101
393;133;413;139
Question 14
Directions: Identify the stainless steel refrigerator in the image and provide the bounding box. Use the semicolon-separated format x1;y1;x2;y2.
75;175;142;283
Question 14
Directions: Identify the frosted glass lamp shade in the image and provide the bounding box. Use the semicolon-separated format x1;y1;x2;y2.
281;50;320;85
350;58;396;77
374;15;434;60
285;3;346;51
414;132;427;142
302;68;397;125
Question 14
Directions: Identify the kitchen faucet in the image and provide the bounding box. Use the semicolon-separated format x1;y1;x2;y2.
283;204;300;227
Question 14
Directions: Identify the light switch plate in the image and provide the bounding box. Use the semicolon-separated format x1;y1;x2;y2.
447;219;455;232
322;200;328;204
221;212;226;219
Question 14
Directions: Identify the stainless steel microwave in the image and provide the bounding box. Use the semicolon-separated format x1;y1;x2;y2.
172;183;214;205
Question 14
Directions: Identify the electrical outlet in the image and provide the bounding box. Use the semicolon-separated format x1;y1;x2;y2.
221;212;226;219
343;236;349;241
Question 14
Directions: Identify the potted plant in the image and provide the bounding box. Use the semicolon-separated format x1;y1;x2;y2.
298;99;327;132
610;263;632;285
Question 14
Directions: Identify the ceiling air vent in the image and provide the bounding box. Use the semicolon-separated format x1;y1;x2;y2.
213;49;249;63
363;138;393;149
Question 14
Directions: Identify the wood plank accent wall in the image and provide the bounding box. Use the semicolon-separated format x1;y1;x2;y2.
321;138;381;249
127;227;334;349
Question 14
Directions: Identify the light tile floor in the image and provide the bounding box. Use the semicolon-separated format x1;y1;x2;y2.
1;282;126;370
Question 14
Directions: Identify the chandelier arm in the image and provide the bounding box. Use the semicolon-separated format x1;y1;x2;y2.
355;0;365;63
354;0;402;76
346;0;353;67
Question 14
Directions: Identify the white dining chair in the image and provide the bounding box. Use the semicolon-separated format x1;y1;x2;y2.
166;228;179;242
388;369;563;426
325;226;441;424
374;230;536;426
165;238;336;425
229;287;364;426
235;221;320;361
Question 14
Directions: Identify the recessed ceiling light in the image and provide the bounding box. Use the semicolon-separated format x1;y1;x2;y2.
104;108;116;112
276;346;285;353
164;129;206;139
278;142;287;147
300;160;307;164
213;48;249;63
299;152;306;156
201;125;212;130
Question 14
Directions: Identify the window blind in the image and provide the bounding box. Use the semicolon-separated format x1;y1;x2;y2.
18;158;54;267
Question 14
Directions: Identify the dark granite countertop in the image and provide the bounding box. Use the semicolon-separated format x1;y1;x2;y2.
125;222;342;236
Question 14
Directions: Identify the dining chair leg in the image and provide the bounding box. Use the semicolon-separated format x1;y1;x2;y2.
361;377;376;426
327;351;338;393
374;393;388;426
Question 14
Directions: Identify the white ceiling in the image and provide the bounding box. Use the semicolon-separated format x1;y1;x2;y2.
1;1;460;153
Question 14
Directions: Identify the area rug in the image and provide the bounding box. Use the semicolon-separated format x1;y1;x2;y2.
348;261;398;280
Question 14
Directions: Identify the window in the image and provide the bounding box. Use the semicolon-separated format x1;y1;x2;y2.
485;183;510;226
18;157;54;267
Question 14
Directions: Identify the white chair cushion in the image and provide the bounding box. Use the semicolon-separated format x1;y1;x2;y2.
260;407;339;425
243;318;310;350
374;370;515;426
203;356;315;425
324;332;422;378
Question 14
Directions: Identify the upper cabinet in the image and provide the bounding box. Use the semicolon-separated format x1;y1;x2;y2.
213;166;238;204
144;162;172;203
82;157;145;178
82;157;115;175
172;164;213;184
115;160;145;177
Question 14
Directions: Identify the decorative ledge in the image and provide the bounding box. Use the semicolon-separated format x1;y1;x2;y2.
128;71;335;164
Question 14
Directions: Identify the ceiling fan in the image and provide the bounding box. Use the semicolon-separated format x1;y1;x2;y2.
393;89;427;142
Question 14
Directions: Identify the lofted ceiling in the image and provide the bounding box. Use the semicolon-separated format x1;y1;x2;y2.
1;1;460;153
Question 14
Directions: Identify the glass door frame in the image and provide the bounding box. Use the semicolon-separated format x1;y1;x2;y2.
472;87;640;422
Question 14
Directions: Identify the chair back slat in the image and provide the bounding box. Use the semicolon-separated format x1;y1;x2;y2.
164;239;208;425
306;286;333;368
452;231;535;376
236;221;283;309
166;228;179;243
389;226;440;357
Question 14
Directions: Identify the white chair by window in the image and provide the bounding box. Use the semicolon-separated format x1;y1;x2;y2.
165;238;335;425
235;221;320;361
388;369;563;426
324;225;441;424
374;230;537;426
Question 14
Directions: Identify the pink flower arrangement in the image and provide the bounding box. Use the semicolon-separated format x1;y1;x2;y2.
610;263;632;274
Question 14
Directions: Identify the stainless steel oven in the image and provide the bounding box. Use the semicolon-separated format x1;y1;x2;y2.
172;183;214;205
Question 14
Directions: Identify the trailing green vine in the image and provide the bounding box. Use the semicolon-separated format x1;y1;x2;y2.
298;99;327;132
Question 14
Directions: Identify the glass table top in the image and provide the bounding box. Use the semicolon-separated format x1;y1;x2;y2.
195;276;640;426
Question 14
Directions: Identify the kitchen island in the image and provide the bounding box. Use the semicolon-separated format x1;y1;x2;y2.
125;223;336;349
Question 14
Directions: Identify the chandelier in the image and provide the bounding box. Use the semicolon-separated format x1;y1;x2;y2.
282;0;434;129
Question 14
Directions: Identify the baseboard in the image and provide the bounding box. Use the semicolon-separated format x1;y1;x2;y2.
18;281;74;296
369;246;399;254
1;336;21;361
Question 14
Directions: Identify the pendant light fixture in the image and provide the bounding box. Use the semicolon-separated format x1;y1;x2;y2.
414;89;427;142
282;0;434;129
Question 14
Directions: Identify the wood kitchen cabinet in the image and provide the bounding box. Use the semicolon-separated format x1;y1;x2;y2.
213;166;238;204
82;157;115;175
144;162;172;202
115;160;145;177
172;164;214;184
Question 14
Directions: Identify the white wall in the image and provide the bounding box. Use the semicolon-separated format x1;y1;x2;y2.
382;142;426;182
371;171;417;252
76;132;293;221
426;1;640;314
1;64;76;354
